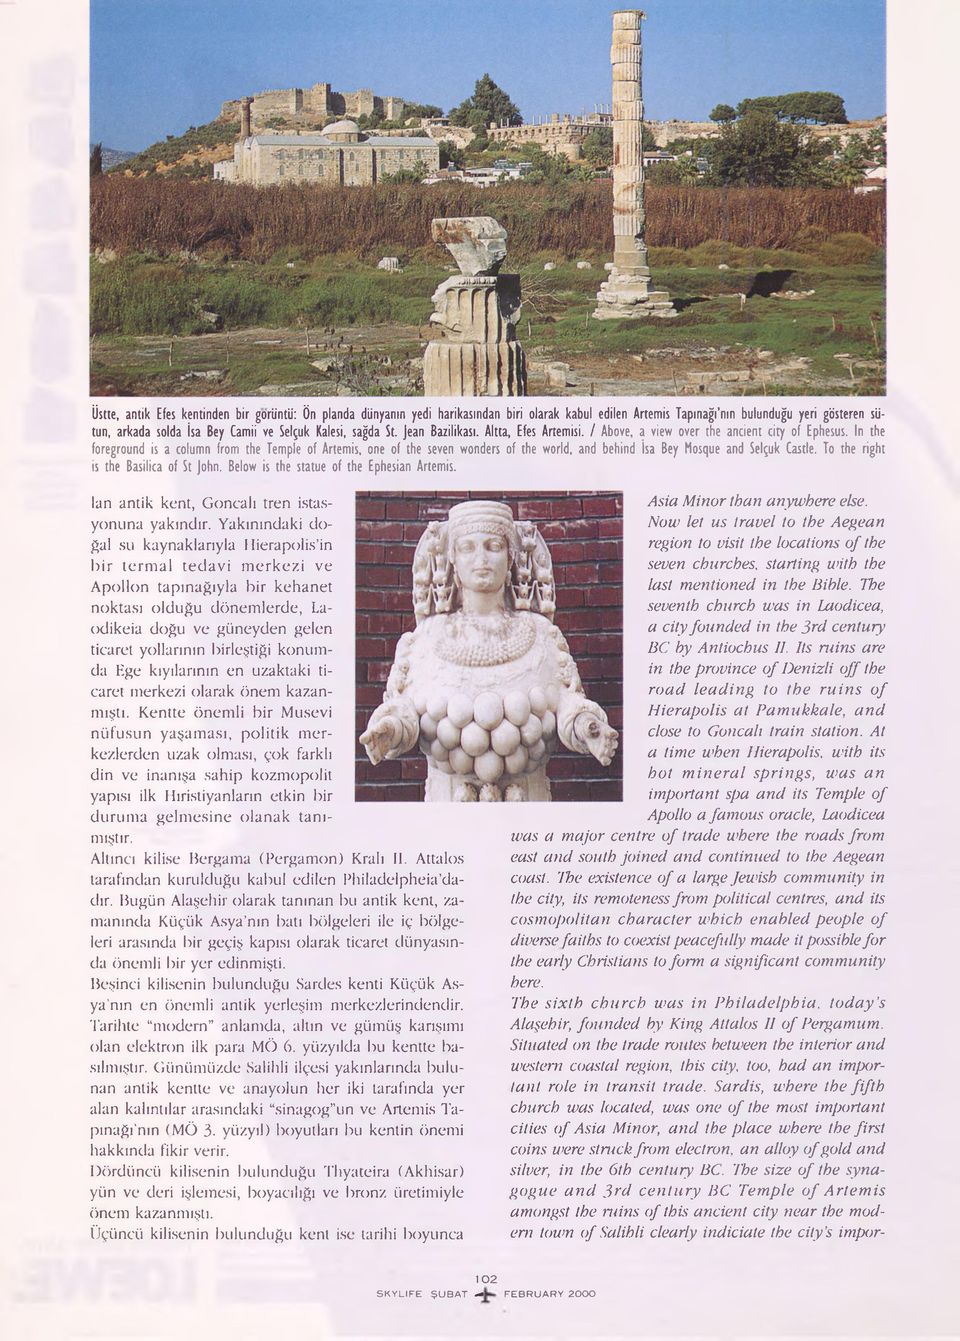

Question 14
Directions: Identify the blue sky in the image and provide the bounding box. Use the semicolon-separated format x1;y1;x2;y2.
91;0;886;151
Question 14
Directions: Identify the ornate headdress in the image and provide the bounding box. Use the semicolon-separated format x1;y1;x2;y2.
446;500;516;555
411;500;556;623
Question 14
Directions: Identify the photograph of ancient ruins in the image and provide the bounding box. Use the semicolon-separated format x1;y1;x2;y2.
90;0;886;396
355;492;623;803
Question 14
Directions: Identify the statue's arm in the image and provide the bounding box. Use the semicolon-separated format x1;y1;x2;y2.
361;702;419;765
556;688;618;766
566;701;619;767
360;632;421;766
548;624;619;767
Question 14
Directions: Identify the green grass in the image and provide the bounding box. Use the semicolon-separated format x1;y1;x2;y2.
519;256;884;379
90;255;442;336
90;247;884;394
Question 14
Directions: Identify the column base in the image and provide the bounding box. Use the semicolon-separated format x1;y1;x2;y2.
593;269;677;320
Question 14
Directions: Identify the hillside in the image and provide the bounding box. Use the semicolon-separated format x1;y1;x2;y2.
110;120;240;179
113;105;436;179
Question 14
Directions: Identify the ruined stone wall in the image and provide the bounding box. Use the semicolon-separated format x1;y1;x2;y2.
487;116;884;154
220;88;304;122
646;117;883;148
221;84;408;129
487;122;593;161
421;123;475;150
809;119;885;147
488;117;718;155
645;120;717;148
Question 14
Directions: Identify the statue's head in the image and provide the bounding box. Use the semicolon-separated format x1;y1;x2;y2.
447;500;516;596
412;499;556;623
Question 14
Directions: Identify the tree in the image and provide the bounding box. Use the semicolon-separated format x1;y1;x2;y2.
706;109;829;186
866;127;886;165
522;145;579;184
672;152;702;184
820;135;872;186
581;126;613;168
449;74;522;132
647;153;701;186
380;162;428;184
709;104;736;123
402;102;443;121
736;92;848;125
438;140;465;170
664;135;702;156
90;142;103;177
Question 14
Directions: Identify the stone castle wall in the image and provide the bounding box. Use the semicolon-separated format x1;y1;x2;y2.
487;116;614;161
419;122;476;150
488;115;885;155
487;120;603;161
221;83;408;129
647;117;884;148
646;120;717;148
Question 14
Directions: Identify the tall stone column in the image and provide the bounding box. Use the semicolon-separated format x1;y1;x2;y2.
612;9;647;274
594;10;676;320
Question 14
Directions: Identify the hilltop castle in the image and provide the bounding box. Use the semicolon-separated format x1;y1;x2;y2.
219;82;409;131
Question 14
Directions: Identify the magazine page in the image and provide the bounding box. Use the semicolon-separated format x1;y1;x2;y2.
3;1;958;1338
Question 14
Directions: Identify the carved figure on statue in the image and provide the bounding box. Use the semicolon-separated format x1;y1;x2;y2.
360;501;619;801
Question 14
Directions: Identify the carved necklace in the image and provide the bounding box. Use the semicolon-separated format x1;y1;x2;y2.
435;611;536;667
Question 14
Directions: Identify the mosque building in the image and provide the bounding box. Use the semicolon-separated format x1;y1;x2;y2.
215;102;439;185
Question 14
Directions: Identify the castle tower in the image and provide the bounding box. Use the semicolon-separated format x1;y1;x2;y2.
594;10;676;320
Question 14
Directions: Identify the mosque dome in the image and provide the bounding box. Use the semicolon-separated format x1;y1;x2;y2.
322;118;363;142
